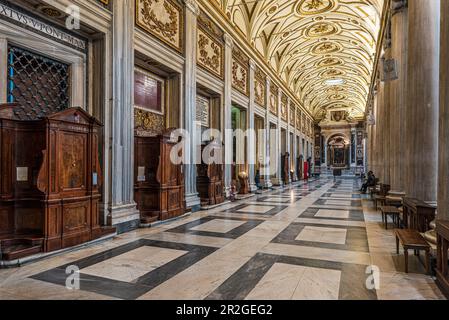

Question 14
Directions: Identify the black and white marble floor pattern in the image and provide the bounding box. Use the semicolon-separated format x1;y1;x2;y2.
0;177;445;300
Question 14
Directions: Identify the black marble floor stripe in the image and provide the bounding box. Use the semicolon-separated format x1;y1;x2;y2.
206;253;377;300
271;222;369;252
165;216;264;239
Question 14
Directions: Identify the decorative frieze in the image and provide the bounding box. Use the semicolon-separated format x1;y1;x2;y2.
254;66;266;107
290;103;296;126
302;113;306;134
296;109;302;131
269;83;279;115
136;0;184;53
280;93;288;122
197;10;224;79
0;1;87;52
232;45;249;96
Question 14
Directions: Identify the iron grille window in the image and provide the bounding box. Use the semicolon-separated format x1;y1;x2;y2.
7;45;70;119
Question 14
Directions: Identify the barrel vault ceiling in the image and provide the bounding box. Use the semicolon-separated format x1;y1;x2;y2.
220;0;384;120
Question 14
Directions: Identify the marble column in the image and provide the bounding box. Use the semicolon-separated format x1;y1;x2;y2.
274;90;283;186
438;0;449;220
107;0;140;231
375;77;385;182
389;0;408;192
382;31;392;184
223;34;234;196
183;0;201;209
248;59;257;192
285;98;292;184
405;0;440;201
263;78;273;188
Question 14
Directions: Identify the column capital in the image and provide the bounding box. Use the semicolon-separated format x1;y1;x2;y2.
224;33;234;48
266;77;271;86
391;0;408;15
184;0;200;16
249;59;256;71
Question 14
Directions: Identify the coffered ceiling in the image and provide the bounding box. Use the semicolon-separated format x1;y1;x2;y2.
220;0;384;120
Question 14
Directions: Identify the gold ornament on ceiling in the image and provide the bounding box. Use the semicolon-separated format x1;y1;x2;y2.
321;69;344;78
312;42;341;55
306;22;338;38
297;0;335;15
224;0;384;119
318;57;342;67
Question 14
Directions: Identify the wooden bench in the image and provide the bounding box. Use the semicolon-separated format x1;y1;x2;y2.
374;194;386;210
380;206;401;229
395;229;431;274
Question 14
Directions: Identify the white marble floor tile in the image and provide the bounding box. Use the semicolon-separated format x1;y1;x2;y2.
245;263;341;300
325;200;353;206
190;219;246;233
315;209;350;219
296;226;347;245
237;205;275;214
81;246;188;283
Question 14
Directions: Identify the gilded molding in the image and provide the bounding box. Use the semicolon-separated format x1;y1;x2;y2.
269;83;279;116
134;107;166;137
136;0;184;53
232;45;249;96
254;64;266;107
197;29;224;78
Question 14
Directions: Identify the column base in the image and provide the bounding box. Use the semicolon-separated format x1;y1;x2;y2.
271;177;283;187
108;202;140;234
262;179;273;189
185;193;201;212
249;183;258;192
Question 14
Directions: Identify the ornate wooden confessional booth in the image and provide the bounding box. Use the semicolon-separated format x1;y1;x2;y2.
197;140;224;206
195;92;224;205
0;104;115;261
133;67;185;224
134;129;185;223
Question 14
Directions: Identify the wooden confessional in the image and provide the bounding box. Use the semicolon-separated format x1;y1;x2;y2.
196;141;224;206
0;104;115;261
134;129;185;223
281;152;290;185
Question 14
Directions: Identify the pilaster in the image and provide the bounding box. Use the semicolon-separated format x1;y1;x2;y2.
248;59;257;192
183;0;201;210
107;0;140;232
223;33;234;196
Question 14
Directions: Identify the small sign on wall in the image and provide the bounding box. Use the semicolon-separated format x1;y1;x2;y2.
137;167;146;182
93;172;98;186
16;167;28;182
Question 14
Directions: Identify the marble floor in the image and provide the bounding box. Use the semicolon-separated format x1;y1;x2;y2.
0;177;446;300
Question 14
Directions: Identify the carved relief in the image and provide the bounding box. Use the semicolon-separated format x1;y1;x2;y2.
254;66;266;107
290;103;296;126
134;108;166;137
232;46;249;96
280;93;288;122
269;84;279;115
136;0;183;53
302;114;306;134
197;29;223;78
197;10;224;79
296;109;302;130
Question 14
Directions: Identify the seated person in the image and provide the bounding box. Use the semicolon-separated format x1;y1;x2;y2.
361;171;376;193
